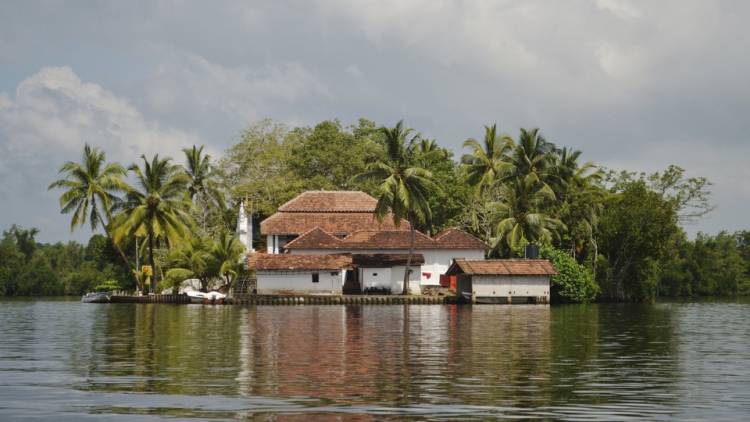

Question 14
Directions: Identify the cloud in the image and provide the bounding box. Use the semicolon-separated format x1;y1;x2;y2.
1;1;750;239
0;66;202;241
145;52;329;125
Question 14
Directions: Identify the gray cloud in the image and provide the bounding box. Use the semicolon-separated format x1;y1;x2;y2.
0;0;748;242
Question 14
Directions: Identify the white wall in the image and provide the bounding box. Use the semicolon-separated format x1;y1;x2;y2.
361;267;391;290
390;265;422;294
472;275;550;300
291;248;485;285
256;270;345;295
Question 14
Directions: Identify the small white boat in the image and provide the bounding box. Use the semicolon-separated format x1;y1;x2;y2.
186;290;227;304
205;291;226;301
186;291;206;304
82;291;110;303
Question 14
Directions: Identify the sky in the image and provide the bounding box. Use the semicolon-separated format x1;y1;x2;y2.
1;0;748;243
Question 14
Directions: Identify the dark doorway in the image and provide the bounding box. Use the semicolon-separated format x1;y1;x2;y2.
343;269;361;295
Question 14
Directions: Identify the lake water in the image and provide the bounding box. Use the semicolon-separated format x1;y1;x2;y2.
0;299;748;421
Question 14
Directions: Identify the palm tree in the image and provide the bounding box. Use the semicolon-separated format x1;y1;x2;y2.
48;144;133;274
511;128;554;181
355;120;436;294
183;145;223;231
461;124;514;192
112;154;193;292
49;144;127;231
548;147;605;259
492;176;563;255
165;237;213;292
183;145;212;199
548;147;601;200
209;231;245;293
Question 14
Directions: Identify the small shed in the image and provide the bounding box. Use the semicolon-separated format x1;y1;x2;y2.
249;253;352;295
446;259;557;304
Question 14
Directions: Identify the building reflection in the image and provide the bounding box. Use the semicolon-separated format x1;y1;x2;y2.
80;301;679;417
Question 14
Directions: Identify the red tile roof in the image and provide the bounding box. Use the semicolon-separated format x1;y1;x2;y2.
448;259;557;276
248;253;352;271
285;228;487;251
261;212;408;236
434;228;488;250
278;191;378;213
261;191;410;235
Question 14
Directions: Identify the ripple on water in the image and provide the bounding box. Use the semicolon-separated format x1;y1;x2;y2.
0;300;749;420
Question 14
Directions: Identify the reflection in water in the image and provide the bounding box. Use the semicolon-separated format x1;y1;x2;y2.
0;299;748;420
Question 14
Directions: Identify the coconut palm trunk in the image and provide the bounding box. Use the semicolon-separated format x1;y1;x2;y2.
148;232;156;294
402;217;416;295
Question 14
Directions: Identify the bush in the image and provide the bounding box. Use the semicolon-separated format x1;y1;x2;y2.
93;279;122;292
541;246;599;303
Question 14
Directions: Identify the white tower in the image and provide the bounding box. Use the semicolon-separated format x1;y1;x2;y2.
237;200;253;252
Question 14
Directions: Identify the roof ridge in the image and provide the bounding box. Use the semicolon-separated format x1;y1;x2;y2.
283;226;342;249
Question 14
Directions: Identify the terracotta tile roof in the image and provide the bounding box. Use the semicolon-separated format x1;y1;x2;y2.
261;212;408;236
351;253;425;267
285;228;487;251
448;259;557;276
278;191;378;213
434;228;489;249
248;253;352;271
283;227;343;249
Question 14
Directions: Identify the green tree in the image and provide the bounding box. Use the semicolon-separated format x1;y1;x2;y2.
355;120;436;294
47;144;133;276
209;231;245;292
288;119;382;191
112;155;193;292
165;237;213;292
541;245;599;303
218;120;304;221
183;145;223;232
461;124;514;193
492;177;563;255
598;181;680;302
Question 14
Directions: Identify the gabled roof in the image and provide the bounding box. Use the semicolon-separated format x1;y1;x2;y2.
277;191;378;213
285;228;487;251
434;228;488;250
447;259;557;276
283;227;343;249
248;253;352;271
261;212;408;236
260;191;411;235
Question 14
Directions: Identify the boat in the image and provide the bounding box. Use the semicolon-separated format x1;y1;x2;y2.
82;291;110;303
186;290;206;304
186;290;227;304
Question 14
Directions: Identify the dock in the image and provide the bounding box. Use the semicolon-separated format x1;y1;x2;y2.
108;294;452;305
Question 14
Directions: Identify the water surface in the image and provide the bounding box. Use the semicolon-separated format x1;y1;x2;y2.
0;299;748;420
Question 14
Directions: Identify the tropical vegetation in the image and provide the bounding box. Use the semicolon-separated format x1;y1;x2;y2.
1;117;747;302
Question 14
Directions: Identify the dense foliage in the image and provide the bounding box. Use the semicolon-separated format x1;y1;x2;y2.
2;117;748;302
541;245;599;303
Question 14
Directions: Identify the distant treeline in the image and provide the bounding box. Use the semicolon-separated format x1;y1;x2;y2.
1;118;748;300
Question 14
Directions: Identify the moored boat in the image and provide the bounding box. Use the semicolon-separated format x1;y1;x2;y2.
82;291;110;303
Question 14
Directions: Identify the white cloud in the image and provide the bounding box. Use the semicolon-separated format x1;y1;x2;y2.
594;0;642;20
145;52;329;124
0;66;203;240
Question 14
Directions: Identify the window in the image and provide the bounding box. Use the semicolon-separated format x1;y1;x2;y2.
312;273;319;283
330;271;338;276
